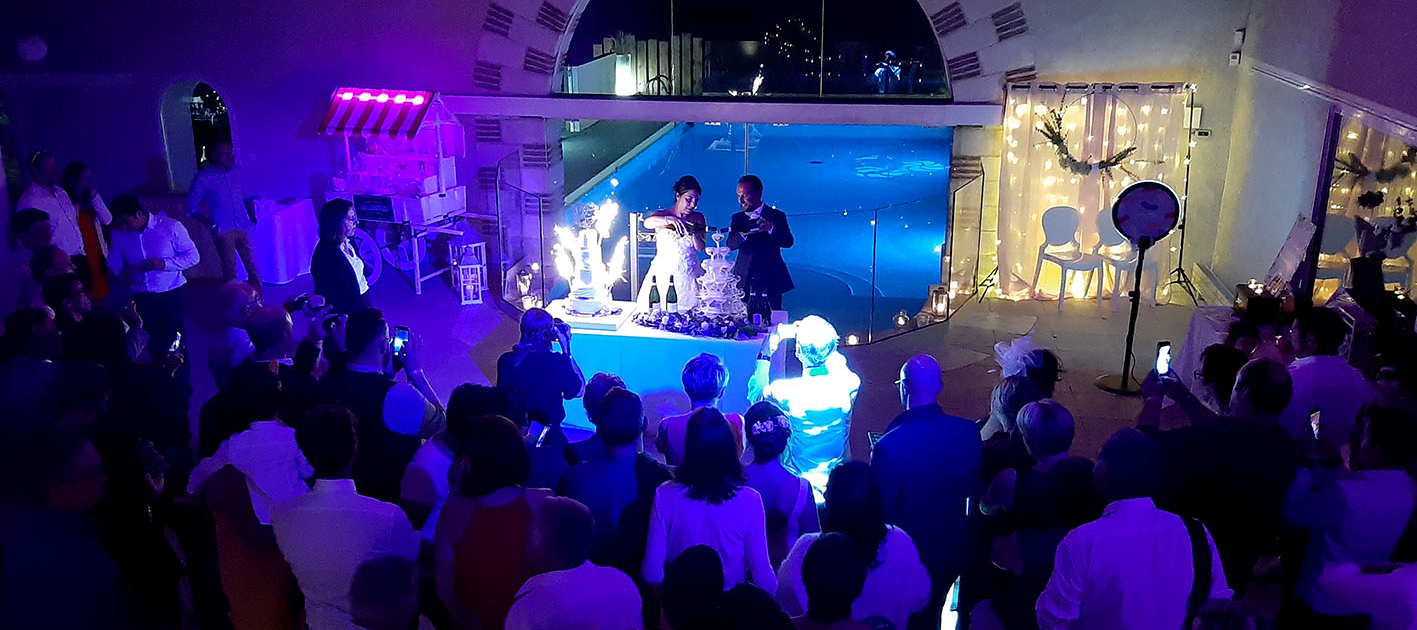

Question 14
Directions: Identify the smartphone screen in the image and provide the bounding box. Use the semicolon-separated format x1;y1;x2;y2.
393;326;410;356
168;331;183;354
1310;409;1322;439
1155;341;1172;376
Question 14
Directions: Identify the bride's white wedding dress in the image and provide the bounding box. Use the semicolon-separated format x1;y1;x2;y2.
636;226;702;312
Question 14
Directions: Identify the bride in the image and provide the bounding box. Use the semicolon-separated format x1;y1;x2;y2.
637;175;707;312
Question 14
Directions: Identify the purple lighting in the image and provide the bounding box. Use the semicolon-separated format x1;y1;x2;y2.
376;93;389;103
340;91;354;100
358;92;372;101
410;95;425;105
394;94;407;104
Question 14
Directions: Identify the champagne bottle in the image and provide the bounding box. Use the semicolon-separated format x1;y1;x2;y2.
666;276;679;314
648;276;661;314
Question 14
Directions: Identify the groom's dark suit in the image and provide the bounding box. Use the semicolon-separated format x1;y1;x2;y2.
727;205;794;309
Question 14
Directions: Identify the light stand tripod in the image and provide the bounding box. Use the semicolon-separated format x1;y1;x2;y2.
1165;85;1202;305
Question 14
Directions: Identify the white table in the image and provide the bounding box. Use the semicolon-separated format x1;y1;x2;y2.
250;198;318;285
563;321;764;431
1173;305;1284;389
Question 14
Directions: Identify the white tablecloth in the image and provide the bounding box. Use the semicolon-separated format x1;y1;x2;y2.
563;322;763;431
250;198;318;285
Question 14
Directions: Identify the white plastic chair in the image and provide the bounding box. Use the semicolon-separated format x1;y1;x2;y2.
1030;206;1103;312
1094;211;1161;311
1314;214;1356;284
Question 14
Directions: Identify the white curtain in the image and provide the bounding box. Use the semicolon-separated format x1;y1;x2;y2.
996;83;1190;301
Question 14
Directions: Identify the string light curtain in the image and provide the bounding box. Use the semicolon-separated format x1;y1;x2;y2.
1320;115;1417;297
996;82;1191;300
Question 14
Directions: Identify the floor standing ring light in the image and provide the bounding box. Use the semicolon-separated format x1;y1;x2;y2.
1096;180;1180;395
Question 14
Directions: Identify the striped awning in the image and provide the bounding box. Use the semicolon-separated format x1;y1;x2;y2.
319;87;436;139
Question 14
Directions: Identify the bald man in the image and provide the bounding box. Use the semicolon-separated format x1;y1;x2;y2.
872;354;981;629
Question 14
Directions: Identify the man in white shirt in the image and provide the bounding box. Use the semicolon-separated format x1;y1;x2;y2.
188;140;262;289
1285;406;1417;618
1280;308;1371;452
107;195;200;357
1037;428;1231;630
273;405;420;630
17;151;85;261
506;497;642;630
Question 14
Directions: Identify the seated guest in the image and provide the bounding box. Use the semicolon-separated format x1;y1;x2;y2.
749;315;860;496
660;353;746;465
434;415;554;630
1285;405;1417;620
792;533;872;630
743;400;819;567
872;354;981;627
558;387;671;576
43;274;149;362
349;556;423;630
1139;359;1299;593
1280;308;1371;451
3;208;53;311
321;307;444;503
980;375;1046;481
188;368;313;525
272;404;420;630
778;462;930;630
0;306;60;366
566;372;628;465
403;384;526;540
311;199;372;314
886;353;951;432
661;545;725;630
497;307;584;430
0;428;134;629
1192;344;1249;414
208;280;260;390
1226;320;1262;357
29;243;77;281
979;400;1100;630
721;584;794;630
1036;428;1230;630
505;497;643;630
644;408;777;593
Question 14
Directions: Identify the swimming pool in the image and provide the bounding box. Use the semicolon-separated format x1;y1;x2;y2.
567;122;955;339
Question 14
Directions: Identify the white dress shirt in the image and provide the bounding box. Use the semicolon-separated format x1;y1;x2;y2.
505;562;643;630
776;526;931;630
643;481;777;593
107;213;200;293
1285;467;1417;615
187;164;255;233
272;478;419;630
342;241;369;295
1280;355;1371;448
188;420;314;525
1036;498;1231;630
401;439;452;542
18;184;83;255
1318;563;1417;630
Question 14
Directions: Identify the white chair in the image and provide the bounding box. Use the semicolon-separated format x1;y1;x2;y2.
1094;211;1161;311
1314;214;1356;285
1030;206;1103;312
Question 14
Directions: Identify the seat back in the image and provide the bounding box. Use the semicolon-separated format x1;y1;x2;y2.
1041;206;1081;246
1320;214;1356;255
1095;210;1128;248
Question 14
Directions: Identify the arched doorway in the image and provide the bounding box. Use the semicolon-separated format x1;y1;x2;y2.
159;80;233;191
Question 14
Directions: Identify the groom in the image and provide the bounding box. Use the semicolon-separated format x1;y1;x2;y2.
728;174;794;310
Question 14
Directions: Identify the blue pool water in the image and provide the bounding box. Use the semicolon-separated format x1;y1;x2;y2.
567;122;954;338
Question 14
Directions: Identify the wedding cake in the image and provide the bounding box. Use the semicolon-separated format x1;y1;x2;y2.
695;233;747;317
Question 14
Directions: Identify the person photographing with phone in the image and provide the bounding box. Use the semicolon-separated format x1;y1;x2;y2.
321;308;445;504
747;315;859;499
497;308;585;439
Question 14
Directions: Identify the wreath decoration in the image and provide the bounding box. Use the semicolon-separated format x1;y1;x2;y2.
1036;108;1139;180
1335;146;1417;209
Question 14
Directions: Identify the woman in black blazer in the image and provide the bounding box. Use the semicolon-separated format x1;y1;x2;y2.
311;199;372;314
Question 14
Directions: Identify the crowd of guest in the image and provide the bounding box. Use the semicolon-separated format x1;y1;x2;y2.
3;153;1417;629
